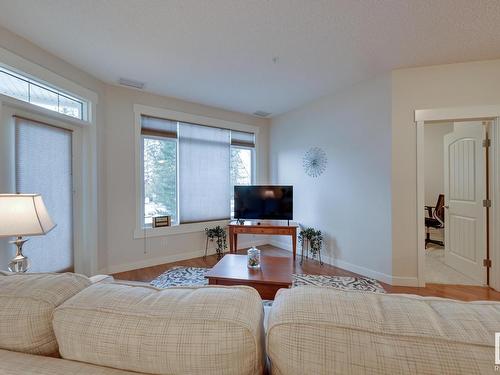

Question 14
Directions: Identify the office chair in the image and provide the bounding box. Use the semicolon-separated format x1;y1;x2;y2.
425;194;445;248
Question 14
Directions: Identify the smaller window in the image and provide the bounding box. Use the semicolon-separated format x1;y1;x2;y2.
0;66;86;120
230;146;255;217
230;130;255;218
143;136;178;226
231;147;253;186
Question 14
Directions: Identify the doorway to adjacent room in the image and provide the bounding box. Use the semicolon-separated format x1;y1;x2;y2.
415;106;500;290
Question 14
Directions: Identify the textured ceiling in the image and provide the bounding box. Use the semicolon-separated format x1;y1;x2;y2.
0;0;499;116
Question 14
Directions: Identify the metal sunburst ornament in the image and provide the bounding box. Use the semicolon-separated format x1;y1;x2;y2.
303;147;327;177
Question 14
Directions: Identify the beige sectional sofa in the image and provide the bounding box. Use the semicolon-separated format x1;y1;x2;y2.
0;272;264;375
267;286;500;375
1;272;500;374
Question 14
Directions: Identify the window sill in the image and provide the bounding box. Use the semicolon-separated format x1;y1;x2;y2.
133;219;230;239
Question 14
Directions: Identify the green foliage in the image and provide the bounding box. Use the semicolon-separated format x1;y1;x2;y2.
143;137;177;222
298;227;323;256
205;226;227;258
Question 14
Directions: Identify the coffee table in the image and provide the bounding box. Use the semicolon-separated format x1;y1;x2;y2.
205;254;293;299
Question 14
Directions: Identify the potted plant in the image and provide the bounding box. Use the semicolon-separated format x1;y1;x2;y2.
205;226;227;259
298;227;324;265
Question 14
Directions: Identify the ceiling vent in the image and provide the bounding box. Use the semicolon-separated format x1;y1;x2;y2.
118;78;145;90
253;110;271;118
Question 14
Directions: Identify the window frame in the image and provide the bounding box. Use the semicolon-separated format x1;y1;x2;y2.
0;45;98;275
3;106;84;273
134;104;259;239
141;133;179;227
0;65;88;121
230;144;256;186
230;144;256;218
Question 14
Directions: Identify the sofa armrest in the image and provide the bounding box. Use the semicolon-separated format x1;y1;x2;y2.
89;274;114;284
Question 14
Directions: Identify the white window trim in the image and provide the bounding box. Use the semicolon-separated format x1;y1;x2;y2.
133;104;260;239
0;47;99;276
0;66;87;121
141;133;179;225
230;144;257;186
0;46;97;120
0;101;94;275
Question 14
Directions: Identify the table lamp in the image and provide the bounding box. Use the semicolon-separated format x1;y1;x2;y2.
0;194;56;272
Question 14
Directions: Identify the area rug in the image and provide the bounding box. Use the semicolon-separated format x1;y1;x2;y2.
150;266;386;293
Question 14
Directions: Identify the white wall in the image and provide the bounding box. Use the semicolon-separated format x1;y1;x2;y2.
424;122;453;206
269;74;393;283
392;59;500;284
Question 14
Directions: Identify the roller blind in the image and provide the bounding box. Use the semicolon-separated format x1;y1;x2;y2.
15;117;74;272
231;130;255;147
141;115;177;138
179;122;231;223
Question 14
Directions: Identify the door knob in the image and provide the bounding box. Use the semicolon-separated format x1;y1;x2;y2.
444;205;449;209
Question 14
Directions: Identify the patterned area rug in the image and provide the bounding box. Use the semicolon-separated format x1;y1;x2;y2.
150;266;386;293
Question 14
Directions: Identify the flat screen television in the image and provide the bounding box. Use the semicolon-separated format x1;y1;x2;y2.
234;185;293;220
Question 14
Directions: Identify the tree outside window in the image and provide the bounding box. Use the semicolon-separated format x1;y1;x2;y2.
143;137;177;225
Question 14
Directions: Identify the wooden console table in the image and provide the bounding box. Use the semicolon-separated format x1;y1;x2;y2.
228;221;298;260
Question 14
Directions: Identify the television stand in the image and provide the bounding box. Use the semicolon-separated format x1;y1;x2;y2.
228;220;298;260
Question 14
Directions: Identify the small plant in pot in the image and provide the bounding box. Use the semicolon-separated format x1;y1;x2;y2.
298;227;324;265
205;226;227;259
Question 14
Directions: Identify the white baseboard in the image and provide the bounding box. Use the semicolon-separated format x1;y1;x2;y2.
237;238;271;249
328;257;393;285
99;238;269;275
390;276;420;287
99;249;211;275
101;237;420;287
268;238;420;286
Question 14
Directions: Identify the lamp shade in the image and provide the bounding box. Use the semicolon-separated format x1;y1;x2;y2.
0;194;56;237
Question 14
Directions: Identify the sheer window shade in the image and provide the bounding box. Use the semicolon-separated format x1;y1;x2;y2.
179;122;231;223
141;115;177;138
15;117;74;272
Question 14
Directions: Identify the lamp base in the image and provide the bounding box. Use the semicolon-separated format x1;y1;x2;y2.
8;237;30;273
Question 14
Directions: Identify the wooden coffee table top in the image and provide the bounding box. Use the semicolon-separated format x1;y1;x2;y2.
205;254;293;286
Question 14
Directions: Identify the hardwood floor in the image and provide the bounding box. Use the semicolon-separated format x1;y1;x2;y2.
113;245;500;301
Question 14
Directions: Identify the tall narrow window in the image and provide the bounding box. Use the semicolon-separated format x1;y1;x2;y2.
15;117;73;272
230;130;255;215
141;116;178;225
179;123;231;223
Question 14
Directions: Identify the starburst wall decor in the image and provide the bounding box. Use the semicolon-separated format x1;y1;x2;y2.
303;147;327;177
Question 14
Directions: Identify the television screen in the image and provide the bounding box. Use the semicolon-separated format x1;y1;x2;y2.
234;185;293;220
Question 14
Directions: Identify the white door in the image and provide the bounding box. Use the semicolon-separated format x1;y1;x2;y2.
444;122;486;284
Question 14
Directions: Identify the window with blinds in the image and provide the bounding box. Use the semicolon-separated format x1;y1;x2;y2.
15;117;74;272
140;115;255;225
141;116;178;225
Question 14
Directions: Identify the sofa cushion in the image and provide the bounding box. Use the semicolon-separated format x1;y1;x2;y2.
0;272;91;355
0;349;144;375
53;283;264;375
267;286;500;375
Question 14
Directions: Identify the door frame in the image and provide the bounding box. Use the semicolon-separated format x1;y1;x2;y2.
0;97;96;275
415;105;500;290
